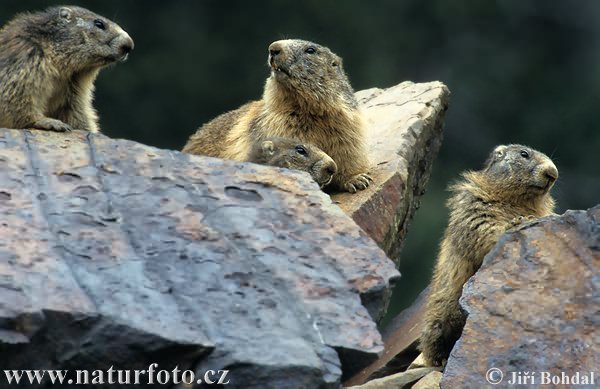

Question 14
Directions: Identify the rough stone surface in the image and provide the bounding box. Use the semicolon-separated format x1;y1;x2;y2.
413;371;442;389
333;81;449;268
346;367;440;389
344;287;429;386
443;206;600;389
0;129;399;388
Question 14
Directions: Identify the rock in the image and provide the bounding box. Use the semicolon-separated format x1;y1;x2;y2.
0;129;398;388
408;353;428;370
413;371;442;389
344;287;429;386
0;81;449;388
443;206;600;388
346;367;440;389
333;81;449;266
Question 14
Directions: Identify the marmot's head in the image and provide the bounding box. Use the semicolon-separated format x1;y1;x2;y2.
483;144;558;198
249;137;337;188
27;6;133;69
265;39;356;109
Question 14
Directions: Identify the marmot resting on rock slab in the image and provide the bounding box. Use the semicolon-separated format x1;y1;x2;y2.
419;144;558;366
0;6;134;133
183;39;372;193
248;136;337;188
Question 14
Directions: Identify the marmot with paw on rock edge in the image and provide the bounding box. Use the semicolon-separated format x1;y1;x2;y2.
183;39;371;193
0;6;134;133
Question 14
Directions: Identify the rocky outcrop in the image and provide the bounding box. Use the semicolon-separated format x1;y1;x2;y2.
0;129;400;388
443;206;600;388
0;81;449;388
333;81;449;266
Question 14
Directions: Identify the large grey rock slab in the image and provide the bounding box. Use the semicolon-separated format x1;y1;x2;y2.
0;129;398;388
333;81;449;266
443;206;600;388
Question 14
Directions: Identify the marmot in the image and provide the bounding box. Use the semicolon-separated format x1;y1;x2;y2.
419;144;558;366
183;39;372;193
0;6;134;133
248;136;338;188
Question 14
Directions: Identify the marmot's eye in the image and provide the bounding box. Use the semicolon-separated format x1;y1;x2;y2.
295;145;307;155
94;19;106;30
305;47;316;54
520;150;530;159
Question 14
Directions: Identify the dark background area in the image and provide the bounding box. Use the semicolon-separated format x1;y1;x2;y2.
2;1;598;325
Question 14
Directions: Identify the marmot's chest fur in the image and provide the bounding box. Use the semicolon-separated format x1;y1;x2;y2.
419;144;558;367
183;39;371;193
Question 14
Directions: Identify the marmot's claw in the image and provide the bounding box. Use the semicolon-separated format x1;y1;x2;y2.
344;173;372;193
507;215;537;230
32;118;72;133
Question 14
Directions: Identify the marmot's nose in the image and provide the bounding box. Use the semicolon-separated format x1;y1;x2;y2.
269;42;283;57
121;35;134;54
543;163;558;183
324;161;337;177
544;165;558;183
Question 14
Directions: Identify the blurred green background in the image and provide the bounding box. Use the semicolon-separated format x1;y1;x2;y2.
2;1;598;324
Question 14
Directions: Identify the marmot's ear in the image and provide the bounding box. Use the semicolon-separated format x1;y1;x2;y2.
331;55;342;68
59;7;73;21
261;141;275;156
492;145;507;160
484;145;507;168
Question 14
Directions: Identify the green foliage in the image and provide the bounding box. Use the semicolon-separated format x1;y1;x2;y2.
2;1;598;321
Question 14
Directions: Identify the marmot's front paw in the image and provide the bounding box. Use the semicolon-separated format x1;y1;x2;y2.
31;118;72;132
343;173;373;193
507;215;537;230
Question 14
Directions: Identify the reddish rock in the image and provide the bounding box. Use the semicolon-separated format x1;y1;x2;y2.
443;206;600;388
334;81;449;265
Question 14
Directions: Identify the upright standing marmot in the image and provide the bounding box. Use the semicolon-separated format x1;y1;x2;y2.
183;39;372;193
0;6;134;133
419;144;558;366
247;136;338;188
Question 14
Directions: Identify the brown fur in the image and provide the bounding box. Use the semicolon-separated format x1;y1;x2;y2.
0;6;134;133
248;136;337;188
183;39;371;193
419;144;558;366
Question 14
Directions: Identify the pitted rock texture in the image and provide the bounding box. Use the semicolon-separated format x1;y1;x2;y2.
442;205;600;389
333;81;449;267
0;129;399;388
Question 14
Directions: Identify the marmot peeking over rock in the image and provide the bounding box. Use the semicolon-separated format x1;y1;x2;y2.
183;39;372;193
0;6;134;133
248;136;338;188
419;144;558;366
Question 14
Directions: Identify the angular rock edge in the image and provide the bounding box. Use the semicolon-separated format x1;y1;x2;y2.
334;81;449;263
